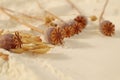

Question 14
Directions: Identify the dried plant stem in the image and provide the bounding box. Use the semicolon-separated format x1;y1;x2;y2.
0;7;42;21
99;0;115;36
0;52;9;61
66;0;81;14
0;29;4;35
0;7;44;34
99;0;109;23
36;0;66;24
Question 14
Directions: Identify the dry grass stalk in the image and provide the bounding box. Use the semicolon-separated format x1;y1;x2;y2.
0;7;44;34
0;52;9;61
10;32;51;54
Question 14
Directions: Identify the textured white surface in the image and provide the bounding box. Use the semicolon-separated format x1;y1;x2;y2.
0;0;120;80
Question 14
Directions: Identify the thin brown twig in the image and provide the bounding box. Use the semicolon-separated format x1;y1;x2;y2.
66;0;81;14
99;0;109;23
36;0;66;24
0;7;44;34
0;6;42;21
0;52;9;61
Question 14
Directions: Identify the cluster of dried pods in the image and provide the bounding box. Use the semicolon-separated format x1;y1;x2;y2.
65;0;115;36
0;0;87;45
0;30;51;55
0;0;115;57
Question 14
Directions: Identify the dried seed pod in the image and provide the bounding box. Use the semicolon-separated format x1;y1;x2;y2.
100;20;115;36
44;15;55;25
65;0;88;29
99;0;115;36
74;15;87;29
0;8;65;45
71;21;83;34
45;27;65;45
62;24;75;38
49;22;57;27
0;32;22;50
90;15;97;21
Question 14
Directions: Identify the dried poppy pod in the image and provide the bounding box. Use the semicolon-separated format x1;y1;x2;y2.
44;15;56;26
61;24;75;38
45;27;65;45
71;21;83;34
0;7;66;45
36;1;76;38
0;32;22;50
74;15;88;29
100;20;115;36
2;2;76;39
65;0;88;30
41;10;76;38
99;0;115;36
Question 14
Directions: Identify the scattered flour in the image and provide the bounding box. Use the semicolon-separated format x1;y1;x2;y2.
0;49;73;80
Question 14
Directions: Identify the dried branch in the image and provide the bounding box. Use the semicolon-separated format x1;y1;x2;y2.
0;7;44;34
0;52;9;61
36;0;66;24
99;0;109;23
66;0;81;14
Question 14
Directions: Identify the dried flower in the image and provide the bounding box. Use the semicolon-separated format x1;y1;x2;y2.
100;20;115;36
45;27;65;45
74;15;87;29
0;32;22;50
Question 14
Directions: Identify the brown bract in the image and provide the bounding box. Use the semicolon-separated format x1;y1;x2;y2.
100;20;115;36
74;15;87;29
13;32;22;48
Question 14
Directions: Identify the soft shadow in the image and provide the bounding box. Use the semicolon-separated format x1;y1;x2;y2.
71;23;100;39
38;53;70;60
23;52;70;60
49;4;71;16
0;20;18;29
64;39;93;49
71;30;99;39
113;30;120;38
